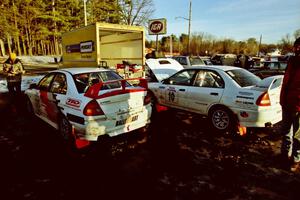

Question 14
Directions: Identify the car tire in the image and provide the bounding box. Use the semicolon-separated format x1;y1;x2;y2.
209;106;237;133
148;91;158;119
25;96;34;117
58;114;77;152
136;125;149;144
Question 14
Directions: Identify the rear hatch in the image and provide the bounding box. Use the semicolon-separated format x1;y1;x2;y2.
251;75;283;108
84;79;147;122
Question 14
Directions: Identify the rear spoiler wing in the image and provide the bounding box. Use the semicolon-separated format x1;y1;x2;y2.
84;78;148;99
256;75;283;91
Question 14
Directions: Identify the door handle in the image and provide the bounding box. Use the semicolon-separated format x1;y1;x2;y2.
179;89;185;92
210;92;218;96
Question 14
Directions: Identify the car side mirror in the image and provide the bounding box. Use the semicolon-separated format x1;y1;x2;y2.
29;83;38;89
162;79;170;84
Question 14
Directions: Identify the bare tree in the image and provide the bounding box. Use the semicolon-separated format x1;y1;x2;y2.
294;29;300;40
118;0;154;25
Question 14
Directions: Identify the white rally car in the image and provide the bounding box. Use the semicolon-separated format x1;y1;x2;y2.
25;68;152;148
147;65;283;133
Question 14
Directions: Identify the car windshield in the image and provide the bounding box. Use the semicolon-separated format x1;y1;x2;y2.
190;57;205;65
226;69;261;87
73;71;126;93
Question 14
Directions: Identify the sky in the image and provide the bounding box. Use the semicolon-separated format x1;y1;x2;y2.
149;0;300;44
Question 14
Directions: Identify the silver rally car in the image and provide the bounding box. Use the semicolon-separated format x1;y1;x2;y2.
146;61;283;133
25;68;152;147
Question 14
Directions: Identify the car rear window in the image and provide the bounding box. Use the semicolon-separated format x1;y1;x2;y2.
190;57;205;65
73;71;126;93
226;69;261;87
159;60;171;64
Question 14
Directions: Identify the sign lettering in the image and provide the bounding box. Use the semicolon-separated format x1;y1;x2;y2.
148;18;167;35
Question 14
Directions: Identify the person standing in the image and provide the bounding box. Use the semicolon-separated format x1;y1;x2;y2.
234;55;242;67
279;37;300;172
2;52;24;95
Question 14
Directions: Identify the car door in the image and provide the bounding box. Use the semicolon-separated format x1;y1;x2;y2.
48;73;68;126
38;73;67;127
160;69;197;109
35;73;55;120
185;69;225;115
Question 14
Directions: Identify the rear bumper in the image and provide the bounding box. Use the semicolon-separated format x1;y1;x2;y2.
233;106;282;128
71;104;152;141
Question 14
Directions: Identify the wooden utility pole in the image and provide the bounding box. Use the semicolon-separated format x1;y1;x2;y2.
258;34;262;56
52;0;59;55
187;0;192;55
84;0;87;26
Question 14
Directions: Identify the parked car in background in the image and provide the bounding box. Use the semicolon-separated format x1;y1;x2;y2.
211;54;236;66
147;65;283;133
249;61;288;79
172;56;206;68
200;56;213;65
25;68;152;149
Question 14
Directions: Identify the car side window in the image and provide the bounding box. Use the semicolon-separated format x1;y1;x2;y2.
145;65;158;82
50;73;67;94
179;57;188;65
194;70;224;88
167;69;197;86
38;73;55;91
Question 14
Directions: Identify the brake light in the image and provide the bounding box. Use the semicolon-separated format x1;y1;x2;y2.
256;92;271;106
83;100;104;116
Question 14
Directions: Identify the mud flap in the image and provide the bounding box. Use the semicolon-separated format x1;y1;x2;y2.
237;124;247;136
72;126;90;149
156;103;168;112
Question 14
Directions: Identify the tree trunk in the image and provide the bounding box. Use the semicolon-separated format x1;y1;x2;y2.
50;41;54;55
6;34;12;54
25;24;32;56
12;0;22;55
21;36;27;56
47;43;50;55
15;36;22;55
0;39;5;56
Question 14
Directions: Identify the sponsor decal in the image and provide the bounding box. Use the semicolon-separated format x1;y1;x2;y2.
66;41;94;53
66;44;80;53
238;91;253;96
236;96;254;100
66;98;81;108
80;41;93;53
235;100;254;105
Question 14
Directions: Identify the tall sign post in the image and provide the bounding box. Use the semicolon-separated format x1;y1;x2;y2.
84;0;87;26
148;18;167;52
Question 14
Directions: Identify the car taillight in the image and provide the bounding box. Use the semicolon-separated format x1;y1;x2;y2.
83;100;104;116
256;92;271;106
144;93;151;105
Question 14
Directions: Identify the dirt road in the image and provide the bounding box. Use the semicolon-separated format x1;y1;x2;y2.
1;92;300;200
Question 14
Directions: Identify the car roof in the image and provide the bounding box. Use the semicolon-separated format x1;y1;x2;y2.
186;65;240;71
54;67;110;75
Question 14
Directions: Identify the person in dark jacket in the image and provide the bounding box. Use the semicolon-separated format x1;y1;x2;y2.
3;52;24;95
234;55;242;67
279;37;300;172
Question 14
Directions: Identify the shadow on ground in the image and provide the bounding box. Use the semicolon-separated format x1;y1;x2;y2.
1;95;300;200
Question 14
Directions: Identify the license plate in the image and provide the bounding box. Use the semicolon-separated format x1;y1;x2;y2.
116;115;138;126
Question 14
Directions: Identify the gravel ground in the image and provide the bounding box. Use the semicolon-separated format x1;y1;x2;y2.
1;93;300;200
0;59;299;200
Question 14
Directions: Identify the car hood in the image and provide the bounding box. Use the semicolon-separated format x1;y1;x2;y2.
146;60;183;82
